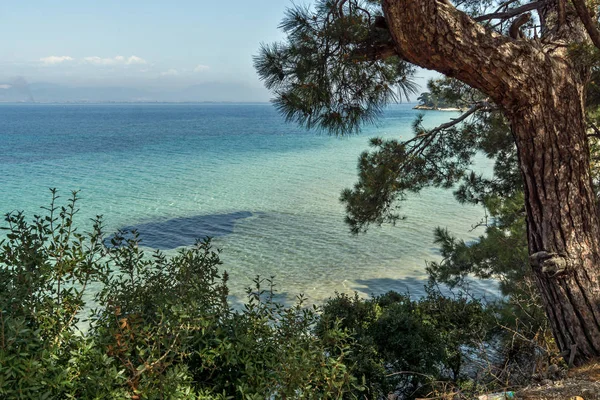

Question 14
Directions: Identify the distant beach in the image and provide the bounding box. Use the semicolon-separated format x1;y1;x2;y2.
413;104;465;111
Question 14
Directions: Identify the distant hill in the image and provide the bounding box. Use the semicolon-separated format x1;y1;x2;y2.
0;81;271;103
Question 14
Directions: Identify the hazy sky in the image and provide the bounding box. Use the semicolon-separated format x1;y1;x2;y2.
0;0;437;99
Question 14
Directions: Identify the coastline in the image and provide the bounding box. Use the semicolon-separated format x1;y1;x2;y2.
413;105;464;112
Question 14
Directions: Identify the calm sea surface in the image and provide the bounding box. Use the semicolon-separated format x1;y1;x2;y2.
0;103;496;303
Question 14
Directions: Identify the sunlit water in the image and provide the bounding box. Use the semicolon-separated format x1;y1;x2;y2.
0;103;497;304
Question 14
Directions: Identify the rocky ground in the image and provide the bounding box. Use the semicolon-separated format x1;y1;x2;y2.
514;363;600;399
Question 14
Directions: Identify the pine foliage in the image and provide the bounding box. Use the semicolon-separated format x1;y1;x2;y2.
254;0;417;135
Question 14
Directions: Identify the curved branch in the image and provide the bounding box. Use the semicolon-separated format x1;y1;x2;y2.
509;13;532;39
381;0;567;111
473;2;541;22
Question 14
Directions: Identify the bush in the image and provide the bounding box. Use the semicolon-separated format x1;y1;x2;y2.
317;288;491;399
0;191;357;399
0;190;547;400
0;190;110;398
188;278;358;398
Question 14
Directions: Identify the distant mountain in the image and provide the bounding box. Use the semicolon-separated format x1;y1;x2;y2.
28;83;155;102
0;84;35;102
0;82;271;103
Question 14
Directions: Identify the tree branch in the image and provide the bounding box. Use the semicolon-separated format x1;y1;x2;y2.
571;0;600;50
381;0;569;111
490;0;521;16
588;121;600;137
405;100;491;147
509;13;531;39
558;0;566;28
351;43;399;61
473;2;541;22
337;0;348;16
422;101;490;137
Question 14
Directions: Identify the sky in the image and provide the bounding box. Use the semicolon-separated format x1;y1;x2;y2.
0;0;437;101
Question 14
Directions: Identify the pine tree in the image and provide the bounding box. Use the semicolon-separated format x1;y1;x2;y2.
256;0;600;365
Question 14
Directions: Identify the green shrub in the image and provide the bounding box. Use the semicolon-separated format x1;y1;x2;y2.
187;277;359;399
0;190;536;400
0;191;357;399
0;190;110;399
317;288;491;399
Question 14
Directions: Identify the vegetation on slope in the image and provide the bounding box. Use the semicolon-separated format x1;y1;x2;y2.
0;190;570;399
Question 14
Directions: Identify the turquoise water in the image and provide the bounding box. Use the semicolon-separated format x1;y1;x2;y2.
0;103;495;303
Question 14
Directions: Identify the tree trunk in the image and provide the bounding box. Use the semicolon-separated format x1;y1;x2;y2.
512;76;600;363
382;0;600;364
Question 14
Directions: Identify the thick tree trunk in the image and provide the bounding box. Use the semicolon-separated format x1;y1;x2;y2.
382;0;600;364
512;77;600;363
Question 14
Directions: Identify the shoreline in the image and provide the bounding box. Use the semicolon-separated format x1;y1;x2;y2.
413;105;464;112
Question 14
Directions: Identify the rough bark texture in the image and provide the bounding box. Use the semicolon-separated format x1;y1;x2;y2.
382;0;600;364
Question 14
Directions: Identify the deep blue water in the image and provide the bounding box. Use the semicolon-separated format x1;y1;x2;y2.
0;103;495;302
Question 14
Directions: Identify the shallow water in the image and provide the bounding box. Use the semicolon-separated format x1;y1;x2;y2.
0;103;497;303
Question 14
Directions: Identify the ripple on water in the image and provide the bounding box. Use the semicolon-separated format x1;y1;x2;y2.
0;103;498;304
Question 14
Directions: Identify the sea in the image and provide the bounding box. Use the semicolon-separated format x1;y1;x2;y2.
0;103;498;304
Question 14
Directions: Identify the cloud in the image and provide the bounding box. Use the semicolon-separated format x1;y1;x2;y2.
160;69;179;76
0;84;11;89
194;64;210;73
126;56;147;65
40;56;74;65
82;56;114;65
83;55;147;66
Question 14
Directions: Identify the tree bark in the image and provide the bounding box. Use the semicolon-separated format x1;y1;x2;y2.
382;0;600;364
